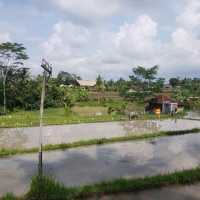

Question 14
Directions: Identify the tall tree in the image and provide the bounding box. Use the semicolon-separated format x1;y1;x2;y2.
6;67;30;109
57;71;81;86
169;77;180;87
96;75;104;88
0;42;28;113
153;78;165;92
130;65;159;89
96;75;104;103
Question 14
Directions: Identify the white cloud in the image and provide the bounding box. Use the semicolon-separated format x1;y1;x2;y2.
114;15;160;59
51;0;120;20
42;21;99;77
0;31;10;43
164;28;200;72
172;28;200;54
40;0;200;79
2;0;200;79
42;14;163;78
176;0;200;30
162;0;200;75
43;21;91;61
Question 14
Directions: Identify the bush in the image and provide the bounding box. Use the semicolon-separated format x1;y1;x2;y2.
63;87;89;111
27;176;76;200
108;102;127;114
184;99;200;110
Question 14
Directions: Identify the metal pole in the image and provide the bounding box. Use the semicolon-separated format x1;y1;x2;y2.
39;71;46;177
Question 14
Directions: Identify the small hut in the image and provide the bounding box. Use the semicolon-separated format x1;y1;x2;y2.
146;95;178;114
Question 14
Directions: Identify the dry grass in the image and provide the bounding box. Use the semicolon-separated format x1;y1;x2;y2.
72;106;108;116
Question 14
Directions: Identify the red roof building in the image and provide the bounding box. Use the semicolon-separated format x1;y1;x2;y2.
146;95;178;114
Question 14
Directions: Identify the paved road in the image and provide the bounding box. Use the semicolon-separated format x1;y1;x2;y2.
90;184;200;200
1;133;200;196
0;119;200;148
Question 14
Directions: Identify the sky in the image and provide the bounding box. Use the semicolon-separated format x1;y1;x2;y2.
0;0;200;80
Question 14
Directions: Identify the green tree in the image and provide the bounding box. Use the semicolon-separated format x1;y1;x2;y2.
128;65;159;101
153;78;165;92
96;75;104;89
130;65;159;89
57;71;81;86
45;78;64;108
0;42;28;113
169;78;180;87
105;79;116;91
62;87;76;113
6;67;31;109
96;75;105;103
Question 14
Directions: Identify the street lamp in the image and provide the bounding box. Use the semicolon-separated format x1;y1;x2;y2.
38;59;52;177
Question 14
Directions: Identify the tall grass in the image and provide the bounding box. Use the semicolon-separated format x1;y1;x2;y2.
1;193;18;200
2;167;200;199
27;176;78;200
25;167;200;200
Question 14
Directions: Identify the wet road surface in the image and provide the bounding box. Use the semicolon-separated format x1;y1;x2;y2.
1;133;200;196
90;183;200;200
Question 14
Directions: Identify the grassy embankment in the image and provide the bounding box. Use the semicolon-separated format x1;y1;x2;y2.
0;104;185;128
0;128;199;158
0;107;121;128
2;167;200;200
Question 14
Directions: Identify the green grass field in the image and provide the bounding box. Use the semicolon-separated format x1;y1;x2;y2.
0;107;123;128
0;104;185;128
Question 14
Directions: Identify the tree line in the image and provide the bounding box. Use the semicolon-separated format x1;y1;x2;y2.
0;42;200;113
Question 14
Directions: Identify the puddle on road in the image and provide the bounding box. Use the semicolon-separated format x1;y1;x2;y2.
1;132;200;195
44;133;200;187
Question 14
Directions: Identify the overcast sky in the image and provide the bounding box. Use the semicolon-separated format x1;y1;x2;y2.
0;0;200;79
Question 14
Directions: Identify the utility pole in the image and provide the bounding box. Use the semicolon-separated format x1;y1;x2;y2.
38;59;52;177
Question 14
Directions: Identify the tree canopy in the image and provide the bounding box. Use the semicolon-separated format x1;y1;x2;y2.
57;71;81;86
0;42;28;113
130;65;159;87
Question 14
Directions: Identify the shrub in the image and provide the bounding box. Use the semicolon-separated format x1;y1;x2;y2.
27;176;76;200
108;102;127;114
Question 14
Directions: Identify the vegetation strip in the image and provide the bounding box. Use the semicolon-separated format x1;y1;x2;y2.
0;128;200;158
2;167;200;200
0;112;185;129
